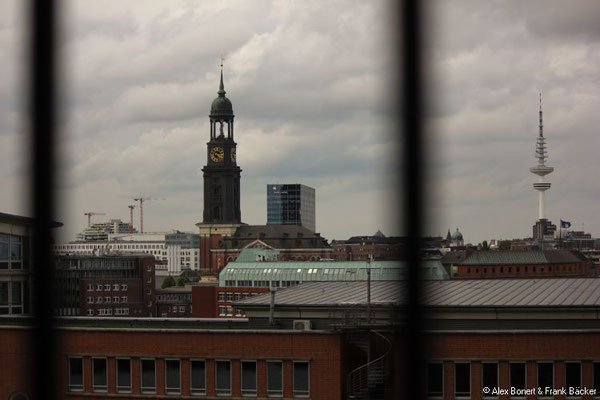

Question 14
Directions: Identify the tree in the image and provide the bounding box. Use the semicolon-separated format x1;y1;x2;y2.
481;240;488;250
161;276;175;288
498;240;511;251
176;276;189;287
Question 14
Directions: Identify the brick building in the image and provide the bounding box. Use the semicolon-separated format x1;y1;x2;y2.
192;285;269;318
441;249;595;279
53;254;156;317
330;230;404;261
0;318;345;400
155;286;192;317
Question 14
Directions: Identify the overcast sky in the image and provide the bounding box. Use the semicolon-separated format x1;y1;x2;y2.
1;1;600;244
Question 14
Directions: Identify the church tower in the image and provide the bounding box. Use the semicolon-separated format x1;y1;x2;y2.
197;59;242;272
202;60;241;224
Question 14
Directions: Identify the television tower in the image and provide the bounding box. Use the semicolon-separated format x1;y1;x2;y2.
530;94;553;220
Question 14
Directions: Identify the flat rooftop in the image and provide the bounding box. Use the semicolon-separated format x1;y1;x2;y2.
236;278;600;308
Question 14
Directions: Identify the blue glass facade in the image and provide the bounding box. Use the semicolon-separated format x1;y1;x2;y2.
267;184;315;232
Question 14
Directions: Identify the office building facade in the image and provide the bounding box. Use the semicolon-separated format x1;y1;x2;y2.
267;184;315;232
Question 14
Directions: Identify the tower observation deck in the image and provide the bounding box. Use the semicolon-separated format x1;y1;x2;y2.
530;94;553;221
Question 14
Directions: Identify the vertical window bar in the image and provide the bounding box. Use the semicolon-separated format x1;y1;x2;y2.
402;0;425;399
30;0;58;399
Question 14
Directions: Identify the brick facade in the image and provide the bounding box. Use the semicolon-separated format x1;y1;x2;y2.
0;326;343;400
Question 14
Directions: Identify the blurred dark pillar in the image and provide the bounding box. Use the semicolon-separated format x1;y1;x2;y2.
401;0;425;399
30;1;57;399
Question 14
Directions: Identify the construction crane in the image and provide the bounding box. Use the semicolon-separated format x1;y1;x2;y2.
127;205;136;234
84;212;105;226
133;197;165;234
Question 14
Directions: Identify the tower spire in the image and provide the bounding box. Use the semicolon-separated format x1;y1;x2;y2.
539;92;543;138
218;55;225;96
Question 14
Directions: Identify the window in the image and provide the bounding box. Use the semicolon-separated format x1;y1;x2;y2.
68;357;83;391
482;363;497;398
117;358;131;393
113;296;119;303
215;360;231;396
537;362;553;394
141;359;156;393
113;284;120;290
293;361;309;397
241;361;257;396
121;284;127;290
267;361;283;397
179;305;185;312
87;284;94;291
454;362;470;397
565;362;580;391
427;362;443;397
165;359;181;394
92;358;107;392
510;363;526;393
96;297;102;304
190;360;206;395
87;297;93;304
226;293;233;301
105;296;111;303
104;284;110;290
87;309;94;316
97;284;102;290
121;296;127;303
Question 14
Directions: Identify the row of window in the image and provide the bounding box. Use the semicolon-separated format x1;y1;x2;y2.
218;306;244;317
427;361;600;398
68;357;309;397
89;308;130;316
87;283;128;291
87;296;128;304
464;264;582;275
217;292;261;302
57;243;165;250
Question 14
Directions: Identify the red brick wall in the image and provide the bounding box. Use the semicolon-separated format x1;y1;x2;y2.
454;261;593;279
427;332;600;400
191;285;217;318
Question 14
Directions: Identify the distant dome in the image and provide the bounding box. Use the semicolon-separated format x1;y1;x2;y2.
451;228;463;241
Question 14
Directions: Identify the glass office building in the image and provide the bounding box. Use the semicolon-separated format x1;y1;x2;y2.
267;184;316;232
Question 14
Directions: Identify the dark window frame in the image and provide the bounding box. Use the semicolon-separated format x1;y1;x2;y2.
267;360;284;397
454;362;471;398
537;362;554;397
215;360;232;397
67;356;83;392
140;358;156;394
116;357;131;393
293;361;310;398
241;360;257;397
481;362;498;399
165;358;181;395
190;359;206;395
92;357;107;393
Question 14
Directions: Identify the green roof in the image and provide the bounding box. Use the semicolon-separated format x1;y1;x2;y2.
219;259;448;286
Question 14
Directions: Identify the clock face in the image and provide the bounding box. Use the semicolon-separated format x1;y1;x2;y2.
231;148;236;162
210;147;224;162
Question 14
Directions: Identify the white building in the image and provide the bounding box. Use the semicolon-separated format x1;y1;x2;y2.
53;231;200;274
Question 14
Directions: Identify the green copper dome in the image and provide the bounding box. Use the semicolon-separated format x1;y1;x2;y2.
210;68;234;117
451;228;463;241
